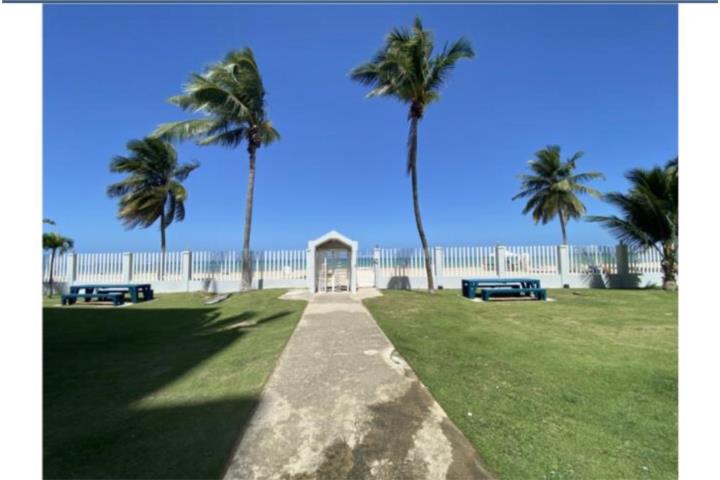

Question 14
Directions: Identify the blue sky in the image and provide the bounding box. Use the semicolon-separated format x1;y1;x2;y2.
43;4;677;252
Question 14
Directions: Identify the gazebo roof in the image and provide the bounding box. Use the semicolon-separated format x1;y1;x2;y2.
309;230;355;249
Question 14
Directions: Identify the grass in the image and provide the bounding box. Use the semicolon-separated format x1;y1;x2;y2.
363;289;677;480
43;290;306;479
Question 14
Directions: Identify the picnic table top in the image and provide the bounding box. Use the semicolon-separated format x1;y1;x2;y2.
71;283;152;289
462;278;540;283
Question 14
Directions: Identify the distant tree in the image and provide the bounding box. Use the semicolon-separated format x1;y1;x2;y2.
350;17;474;292
107;138;199;264
153;48;279;291
513;145;604;244
588;158;678;290
43;232;73;297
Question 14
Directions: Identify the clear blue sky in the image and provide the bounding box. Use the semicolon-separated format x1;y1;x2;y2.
43;4;677;253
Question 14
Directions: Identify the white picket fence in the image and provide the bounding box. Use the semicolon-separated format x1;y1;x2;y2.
378;248;430;278
506;245;558;275
568;245;618;275
629;247;664;274
132;251;184;282
42;253;69;282
190;249;307;281
444;246;495;277
43;243;665;291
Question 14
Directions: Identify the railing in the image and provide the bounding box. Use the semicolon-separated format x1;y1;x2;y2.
379;248;429;278
629;247;664;274
506;245;558;275
191;251;243;280
42;252;69;282
444;246;495;277
131;251;183;281
76;252;124;282
256;250;307;280
568;245;618;274
43;243;665;288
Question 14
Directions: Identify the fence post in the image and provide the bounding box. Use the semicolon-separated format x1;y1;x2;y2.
495;245;507;277
557;245;570;287
306;248;314;292
67;252;77;284
252;251;259;289
373;247;382;289
433;246;444;287
122;252;132;282
182;250;192;292
616;243;630;287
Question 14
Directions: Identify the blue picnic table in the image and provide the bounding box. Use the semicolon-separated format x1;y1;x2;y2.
69;283;154;304
461;278;545;301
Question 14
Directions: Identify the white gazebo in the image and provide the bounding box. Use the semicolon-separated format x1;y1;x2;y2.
307;230;358;293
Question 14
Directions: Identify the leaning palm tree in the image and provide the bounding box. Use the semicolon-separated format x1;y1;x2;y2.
350;17;474;292
107;138;199;274
513;145;604;244
153;48;279;291
587;158;678;290
43;232;74;297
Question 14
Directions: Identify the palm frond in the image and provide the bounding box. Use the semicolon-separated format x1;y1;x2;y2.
151;119;221;143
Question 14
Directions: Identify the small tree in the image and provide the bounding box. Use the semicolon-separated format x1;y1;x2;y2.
513;145;604;244
43;232;74;297
107;137;198;278
587;158;678;290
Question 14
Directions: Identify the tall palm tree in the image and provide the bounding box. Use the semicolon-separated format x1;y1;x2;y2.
107;138;199;265
350;17;474;292
43;232;73;297
513;145;604;244
587;158;678;290
152;48;279;291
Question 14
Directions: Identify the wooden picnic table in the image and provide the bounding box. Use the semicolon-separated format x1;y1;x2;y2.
69;283;154;304
461;278;542;299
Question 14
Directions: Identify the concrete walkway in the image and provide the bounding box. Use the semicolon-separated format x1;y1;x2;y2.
224;291;492;480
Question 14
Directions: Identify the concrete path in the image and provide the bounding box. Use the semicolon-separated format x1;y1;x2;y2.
224;291;492;480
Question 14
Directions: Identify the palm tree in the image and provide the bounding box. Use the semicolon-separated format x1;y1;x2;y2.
350;17;474;292
587;158;678;290
152;48;279;291
107;138;199;271
513;145;604;244
43;232;73;297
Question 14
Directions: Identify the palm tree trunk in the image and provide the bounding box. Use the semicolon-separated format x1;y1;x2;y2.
241;143;257;291
48;248;56;298
661;241;677;290
160;210;166;280
559;213;568;245
408;114;435;292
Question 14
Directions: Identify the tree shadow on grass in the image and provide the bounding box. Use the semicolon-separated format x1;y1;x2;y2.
43;306;293;479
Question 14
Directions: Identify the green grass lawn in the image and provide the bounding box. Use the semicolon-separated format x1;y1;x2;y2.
44;290;306;479
364;289;677;480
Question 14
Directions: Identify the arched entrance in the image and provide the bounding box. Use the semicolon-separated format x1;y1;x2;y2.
307;231;358;293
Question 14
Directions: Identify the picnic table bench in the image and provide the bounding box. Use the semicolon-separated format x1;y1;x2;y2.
61;292;125;306
462;278;546;301
480;287;547;301
67;283;154;304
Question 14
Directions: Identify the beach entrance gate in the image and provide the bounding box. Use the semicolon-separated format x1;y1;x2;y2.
307;230;358;293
